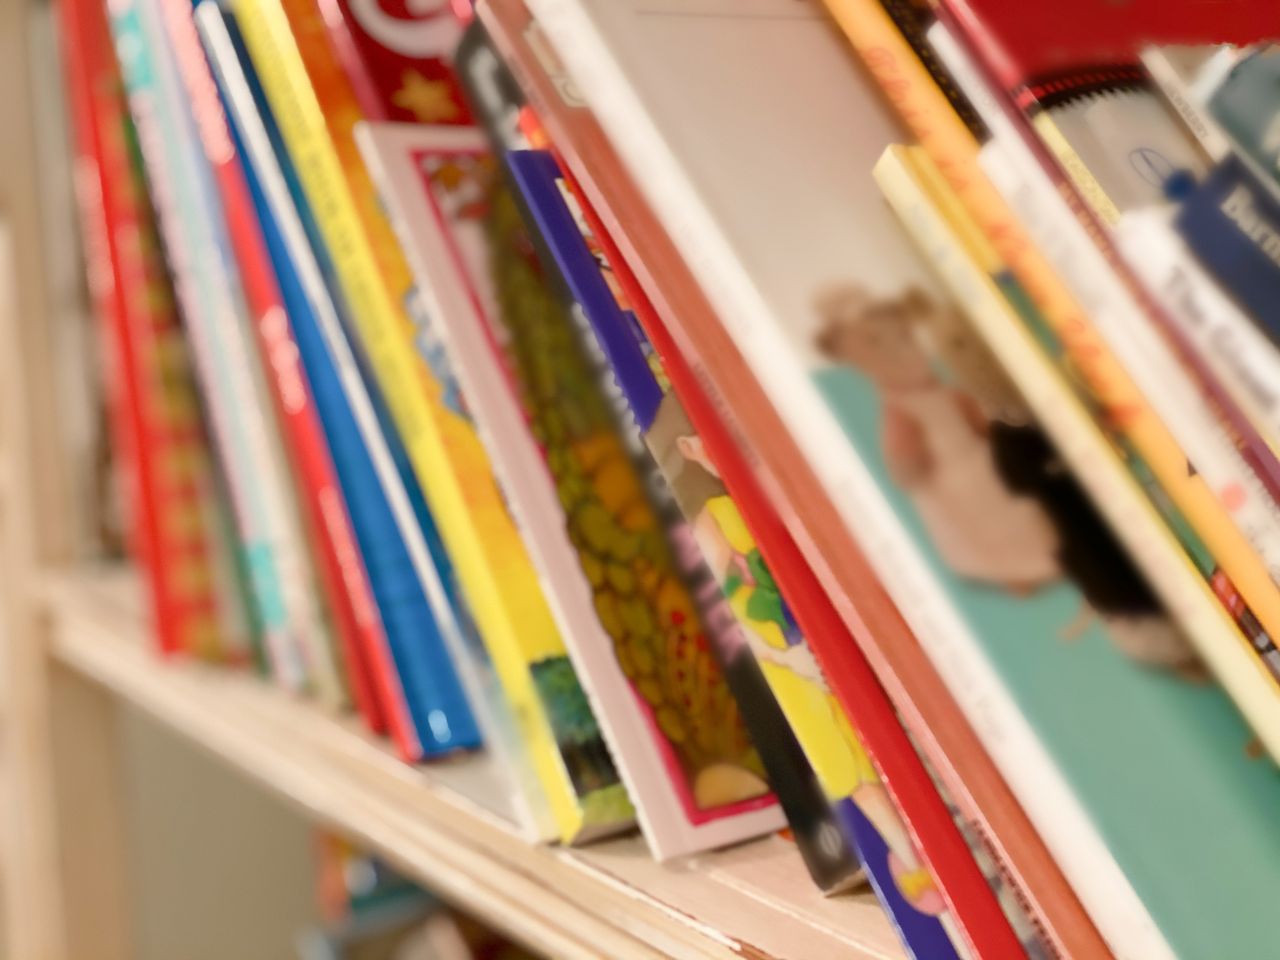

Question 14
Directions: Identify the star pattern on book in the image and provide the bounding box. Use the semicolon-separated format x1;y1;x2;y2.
392;69;460;123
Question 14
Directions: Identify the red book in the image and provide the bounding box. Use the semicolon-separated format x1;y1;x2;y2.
476;1;1108;956
57;0;226;658
316;0;473;125
943;0;1280;98
160;0;388;732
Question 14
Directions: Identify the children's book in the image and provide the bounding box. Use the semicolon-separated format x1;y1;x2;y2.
526;0;1280;956
358;120;780;859
161;0;384;728
197;0;484;760
476;1;1076;953
223;0;630;840
110;0;337;696
56;0;227;660
508;147;984;950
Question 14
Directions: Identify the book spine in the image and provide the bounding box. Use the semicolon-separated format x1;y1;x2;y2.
196;1;488;759
161;0;380;722
109;0;309;690
229;0;589;838
57;0;223;659
1174;155;1280;343
1117;209;1280;498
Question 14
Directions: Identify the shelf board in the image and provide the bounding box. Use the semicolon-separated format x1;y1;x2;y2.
41;567;905;960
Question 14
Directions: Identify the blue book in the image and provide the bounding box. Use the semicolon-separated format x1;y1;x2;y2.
1176;153;1280;339
196;0;482;759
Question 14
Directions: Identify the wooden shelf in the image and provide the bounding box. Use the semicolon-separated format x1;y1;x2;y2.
40;567;905;960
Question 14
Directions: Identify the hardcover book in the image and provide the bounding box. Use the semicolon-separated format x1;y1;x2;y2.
926;20;1280;729
526;0;1280;955
477;0;1066;954
316;0;471;125
358;120;781;859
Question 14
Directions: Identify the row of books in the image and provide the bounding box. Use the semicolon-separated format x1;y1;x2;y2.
54;0;1280;954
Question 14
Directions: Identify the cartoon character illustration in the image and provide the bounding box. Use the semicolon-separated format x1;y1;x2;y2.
676;434;804;653
816;285;1060;592
816;284;1197;671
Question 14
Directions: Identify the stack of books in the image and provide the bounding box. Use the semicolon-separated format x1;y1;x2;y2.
54;0;1280;954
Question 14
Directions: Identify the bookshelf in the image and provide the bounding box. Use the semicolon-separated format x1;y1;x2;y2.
0;3;907;957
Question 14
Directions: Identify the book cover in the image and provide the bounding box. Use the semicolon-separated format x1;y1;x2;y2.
56;0;225;659
507;146;980;947
358;121;781;859
477;1;1075;954
162;0;384;727
873;141;1280;957
110;0;315;691
230;0;631;841
526;0;1280;956
197;0;487;760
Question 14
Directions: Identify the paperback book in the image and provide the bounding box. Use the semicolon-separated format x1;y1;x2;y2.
57;0;227;660
357;120;782;859
161;0;385;728
507;145;979;948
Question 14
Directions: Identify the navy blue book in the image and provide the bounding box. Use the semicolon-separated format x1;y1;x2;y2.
196;0;481;759
1176;153;1280;340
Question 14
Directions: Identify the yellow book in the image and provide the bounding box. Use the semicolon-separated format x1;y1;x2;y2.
821;0;1280;686
230;0;632;841
876;143;1280;762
